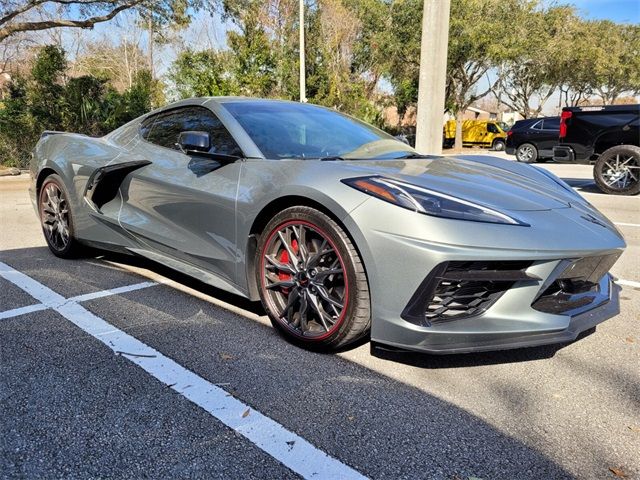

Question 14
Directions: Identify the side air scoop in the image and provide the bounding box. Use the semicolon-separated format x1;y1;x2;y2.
84;160;151;212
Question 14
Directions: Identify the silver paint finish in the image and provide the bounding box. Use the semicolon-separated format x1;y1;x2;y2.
30;97;627;353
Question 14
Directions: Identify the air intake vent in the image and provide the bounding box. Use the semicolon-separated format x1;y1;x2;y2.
402;261;535;326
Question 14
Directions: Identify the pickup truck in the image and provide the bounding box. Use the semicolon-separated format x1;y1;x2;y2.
553;104;640;195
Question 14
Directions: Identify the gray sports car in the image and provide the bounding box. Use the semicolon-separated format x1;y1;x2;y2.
29;97;626;353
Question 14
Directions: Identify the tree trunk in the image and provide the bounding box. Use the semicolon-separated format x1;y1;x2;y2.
454;110;463;150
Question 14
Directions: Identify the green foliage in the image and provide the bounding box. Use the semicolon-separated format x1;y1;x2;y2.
169;50;238;98
227;3;277;97
0;46;156;168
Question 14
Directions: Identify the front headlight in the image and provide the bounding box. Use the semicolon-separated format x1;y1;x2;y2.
342;176;529;226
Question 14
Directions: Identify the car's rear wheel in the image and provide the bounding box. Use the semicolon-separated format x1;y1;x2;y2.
256;206;371;351
39;174;83;258
516;143;538;163
492;139;506;151
594;145;640;195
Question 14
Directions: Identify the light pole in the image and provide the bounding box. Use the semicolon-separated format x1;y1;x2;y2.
299;0;307;103
414;0;451;154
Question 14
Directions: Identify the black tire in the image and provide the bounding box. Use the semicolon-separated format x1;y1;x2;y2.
492;139;506;151
593;145;640;196
516;143;538;163
256;206;371;351
38;173;84;258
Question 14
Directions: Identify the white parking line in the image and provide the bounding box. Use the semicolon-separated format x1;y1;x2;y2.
0;261;367;480
0;303;48;319
614;222;640;228
618;279;640;289
0;281;158;320
68;281;158;303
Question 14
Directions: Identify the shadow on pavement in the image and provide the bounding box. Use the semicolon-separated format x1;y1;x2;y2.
561;177;606;195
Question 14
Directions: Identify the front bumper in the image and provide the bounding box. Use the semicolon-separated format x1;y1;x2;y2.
344;195;626;355
375;274;620;354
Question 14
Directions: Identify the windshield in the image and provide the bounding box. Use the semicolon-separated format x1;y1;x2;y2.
498;122;510;132
224;101;416;160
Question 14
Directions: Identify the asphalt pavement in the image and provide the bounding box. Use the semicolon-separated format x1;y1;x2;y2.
1;156;639;480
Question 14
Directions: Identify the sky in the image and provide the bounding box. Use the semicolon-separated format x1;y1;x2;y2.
574;0;640;23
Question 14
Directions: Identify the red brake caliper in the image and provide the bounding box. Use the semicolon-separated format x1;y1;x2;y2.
278;239;298;294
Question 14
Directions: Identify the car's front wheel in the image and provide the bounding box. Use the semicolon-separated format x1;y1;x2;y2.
594;145;640;195
39;174;83;258
256;206;371;350
516;143;538;163
492;139;506;151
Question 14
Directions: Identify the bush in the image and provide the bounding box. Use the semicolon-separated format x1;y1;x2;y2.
0;45;155;169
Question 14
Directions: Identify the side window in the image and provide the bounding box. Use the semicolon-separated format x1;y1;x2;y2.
194;108;243;157
543;118;560;130
530;120;543;130
139;115;156;139
143;106;242;156
487;123;499;134
145;110;184;149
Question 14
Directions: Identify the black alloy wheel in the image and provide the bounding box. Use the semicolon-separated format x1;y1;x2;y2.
39;174;82;257
257;206;370;350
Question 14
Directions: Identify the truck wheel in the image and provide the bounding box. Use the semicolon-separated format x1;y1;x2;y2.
492;139;505;151
516;143;538;163
594;145;640;195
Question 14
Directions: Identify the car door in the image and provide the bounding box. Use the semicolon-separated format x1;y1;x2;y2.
117;105;244;285
537;118;560;156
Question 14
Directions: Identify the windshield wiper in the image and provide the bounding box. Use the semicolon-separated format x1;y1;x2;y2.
319;156;346;161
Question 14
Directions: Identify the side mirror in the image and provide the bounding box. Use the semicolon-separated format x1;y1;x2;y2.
178;131;210;153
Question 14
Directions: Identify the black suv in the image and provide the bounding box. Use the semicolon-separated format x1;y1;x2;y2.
505;117;560;163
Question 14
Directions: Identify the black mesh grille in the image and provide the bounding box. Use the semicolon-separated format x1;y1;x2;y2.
426;261;530;324
426;279;513;323
402;261;533;326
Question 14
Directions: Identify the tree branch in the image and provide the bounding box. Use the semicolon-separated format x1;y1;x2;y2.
0;0;143;42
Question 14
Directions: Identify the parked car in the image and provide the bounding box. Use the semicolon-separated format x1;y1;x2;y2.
505;117;560;163
553;104;640;195
443;120;508;151
30;98;625;353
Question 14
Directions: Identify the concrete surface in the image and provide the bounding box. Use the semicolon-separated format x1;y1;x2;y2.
0;159;638;479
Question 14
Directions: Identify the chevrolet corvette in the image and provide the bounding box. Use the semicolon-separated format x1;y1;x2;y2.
29;97;626;353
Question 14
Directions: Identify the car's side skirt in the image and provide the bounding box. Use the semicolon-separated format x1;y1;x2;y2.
127;247;249;298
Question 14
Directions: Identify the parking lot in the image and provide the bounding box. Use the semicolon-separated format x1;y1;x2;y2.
1;157;639;479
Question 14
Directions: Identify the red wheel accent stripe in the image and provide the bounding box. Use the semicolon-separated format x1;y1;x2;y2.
260;219;349;342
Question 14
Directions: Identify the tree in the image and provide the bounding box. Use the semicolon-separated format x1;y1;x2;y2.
493;5;577;118
446;0;521;148
0;45;155;167
73;39;149;92
226;0;277;97
168;49;237;98
387;0;524;146
0;0;214;44
590;21;640;104
0;0;143;43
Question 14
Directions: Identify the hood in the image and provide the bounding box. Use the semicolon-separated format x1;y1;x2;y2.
335;156;573;211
